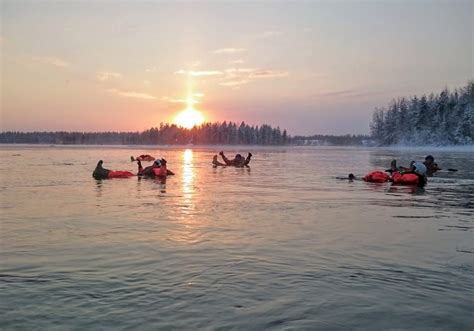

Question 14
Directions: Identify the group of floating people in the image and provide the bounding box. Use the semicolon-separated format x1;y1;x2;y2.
94;152;453;188
92;151;253;180
345;155;450;187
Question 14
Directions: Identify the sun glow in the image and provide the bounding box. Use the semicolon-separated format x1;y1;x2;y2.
174;107;205;129
174;84;205;129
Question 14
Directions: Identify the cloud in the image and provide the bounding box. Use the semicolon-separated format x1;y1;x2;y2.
225;67;259;74
161;96;201;104
188;60;201;67
212;48;246;54
218;68;289;88
193;93;205;97
313;89;377;99
258;30;281;38
249;70;289;78
97;72;122;81
175;69;223;77
220;80;249;87
145;67;157;73
34;56;70;68
107;88;156;100
229;59;245;65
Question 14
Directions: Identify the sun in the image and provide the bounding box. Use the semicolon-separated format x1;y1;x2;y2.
174;92;205;129
174;107;205;129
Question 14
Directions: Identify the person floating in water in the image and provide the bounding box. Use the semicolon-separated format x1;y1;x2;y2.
390;159;427;186
388;155;441;177
136;158;175;177
423;155;441;176
212;151;252;167
92;160;135;179
336;173;357;181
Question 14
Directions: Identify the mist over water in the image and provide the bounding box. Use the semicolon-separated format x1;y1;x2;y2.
1;146;473;329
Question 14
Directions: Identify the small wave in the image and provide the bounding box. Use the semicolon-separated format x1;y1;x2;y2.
456;249;474;254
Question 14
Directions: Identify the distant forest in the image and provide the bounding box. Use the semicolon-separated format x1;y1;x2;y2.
0;122;371;146
370;81;474;145
7;81;471;147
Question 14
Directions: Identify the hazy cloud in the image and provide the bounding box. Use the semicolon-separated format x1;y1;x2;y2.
225;68;259;73
34;56;70;68
161;96;201;104
212;48;246;54
107;88;156;100
250;70;289;78
258;30;281;38
220;80;249;87
229;59;245;64
188;61;201;67
219;67;289;88
313;88;377;99
97;72;122;81
145;67;157;73
175;69;223;76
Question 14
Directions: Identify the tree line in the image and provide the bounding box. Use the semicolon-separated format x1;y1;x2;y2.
0;122;290;145
370;81;474;145
0;121;373;146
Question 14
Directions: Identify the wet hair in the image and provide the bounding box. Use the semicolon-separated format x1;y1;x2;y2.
425;155;434;161
348;173;355;180
235;154;242;159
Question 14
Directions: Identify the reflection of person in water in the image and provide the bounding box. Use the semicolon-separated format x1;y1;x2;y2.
213;151;252;167
137;158;175;177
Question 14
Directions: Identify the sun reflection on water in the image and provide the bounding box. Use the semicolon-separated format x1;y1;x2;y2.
181;149;195;211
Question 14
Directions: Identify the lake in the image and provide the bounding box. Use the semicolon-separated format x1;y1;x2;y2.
1;145;473;329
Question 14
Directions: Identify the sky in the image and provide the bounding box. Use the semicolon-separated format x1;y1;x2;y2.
0;0;472;135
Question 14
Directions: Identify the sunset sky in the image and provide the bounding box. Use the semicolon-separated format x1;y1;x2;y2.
1;0;472;135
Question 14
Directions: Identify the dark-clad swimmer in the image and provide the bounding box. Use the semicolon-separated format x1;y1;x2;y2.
92;160;110;179
213;151;252;167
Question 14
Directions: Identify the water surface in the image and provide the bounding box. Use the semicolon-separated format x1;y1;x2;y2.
1;146;473;329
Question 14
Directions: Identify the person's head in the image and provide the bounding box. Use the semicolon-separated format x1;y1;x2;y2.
412;161;427;177
153;159;162;167
424;155;434;165
235;154;243;161
348;173;355;180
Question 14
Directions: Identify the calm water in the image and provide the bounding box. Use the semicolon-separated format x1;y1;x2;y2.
1;145;473;330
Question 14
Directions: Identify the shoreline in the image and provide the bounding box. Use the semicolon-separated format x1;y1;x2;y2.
0;143;473;152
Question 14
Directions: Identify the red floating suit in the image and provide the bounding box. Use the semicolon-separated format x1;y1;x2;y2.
363;171;390;183
152;166;167;177
391;172;419;185
108;170;135;178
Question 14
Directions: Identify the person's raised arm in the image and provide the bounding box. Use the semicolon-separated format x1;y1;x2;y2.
219;151;233;166
243;152;252;166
